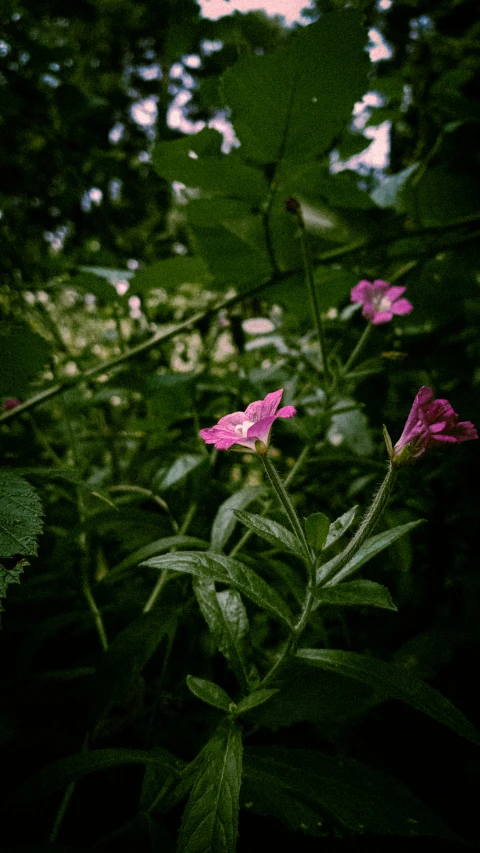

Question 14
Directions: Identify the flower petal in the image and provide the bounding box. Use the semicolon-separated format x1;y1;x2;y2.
385;285;406;301
390;298;413;317
245;389;283;421
370;311;393;325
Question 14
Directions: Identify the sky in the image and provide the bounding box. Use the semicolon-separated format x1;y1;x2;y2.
198;0;313;26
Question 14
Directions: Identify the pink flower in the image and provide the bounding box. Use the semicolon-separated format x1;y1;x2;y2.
351;279;413;325
2;398;20;411
391;386;478;467
200;389;296;454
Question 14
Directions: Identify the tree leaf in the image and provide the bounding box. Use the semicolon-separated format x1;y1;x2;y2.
186;675;234;712
235;689;279;715
17;748;181;803
194;581;251;691
317;520;424;586
211;486;265;553
323;505;358;550
222;12;369;164
232;510;303;559
305;513;330;553
152;127;266;202
242;747;457;840
314;580;398;611
131;256;213;295
0;322;52;396
178;718;242;853
143;552;294;627
297;649;480;745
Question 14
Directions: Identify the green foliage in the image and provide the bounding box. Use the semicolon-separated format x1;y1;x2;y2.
298;649;480;745
0;323;52;397
178;718;243;853
143;551;294;627
233;510;304;558
242;747;457;839
222;13;369;163
314;579;398;611
317;520;425;585
2;1;480;849
0;472;43;616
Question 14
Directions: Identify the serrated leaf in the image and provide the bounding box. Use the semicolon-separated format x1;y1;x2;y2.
222;12;369;164
235;689;279;715
323;505;358;550
232;510;303;559
314;580;397;611
305;513;330;552
0;472;43;560
17;747;181;803
317;520;424;586
194;581;251;691
143;552;294;627
297;649;480;745
89;607;177;725
242;747;457;839
178;718;243;853
187;676;234;712
0;557;29;616
211;487;265;553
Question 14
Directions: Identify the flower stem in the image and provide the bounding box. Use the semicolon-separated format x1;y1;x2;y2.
229;445;310;560
260;455;314;577
342;322;373;376
318;463;397;587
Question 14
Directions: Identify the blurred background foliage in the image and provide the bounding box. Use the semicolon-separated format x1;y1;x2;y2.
1;0;480;849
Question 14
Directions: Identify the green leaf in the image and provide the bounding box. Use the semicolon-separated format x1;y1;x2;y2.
0;322;52;396
305;513;330;553
235;689;279;716
191;224;271;289
131;256;213;295
317;520;424;586
142;552;294;627
158;455;204;491
0;473;43;618
78;265;134;284
70;272;119;303
323;505;358;550
178;718;243;853
327;400;374;456
89;607;177;725
18;747;181;803
194;581;251;691
152;128;266;202
371;164;418;211
106;535;209;584
222;12;369;164
242;747;457;839
211;487;265;553
297;649;480;745
187;675;234;712
0;472;43;558
248;659;376;731
233;510;303;559
314;580;397;611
